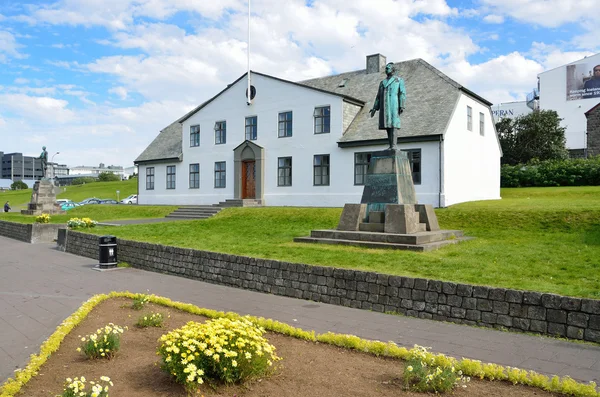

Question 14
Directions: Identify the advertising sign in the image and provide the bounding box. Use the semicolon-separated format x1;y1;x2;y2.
566;62;600;101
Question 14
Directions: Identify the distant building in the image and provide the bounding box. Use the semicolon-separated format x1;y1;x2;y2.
69;163;124;178
491;101;533;122
0;151;65;181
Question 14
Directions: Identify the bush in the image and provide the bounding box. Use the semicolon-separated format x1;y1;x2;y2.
10;180;28;190
403;345;469;393
72;177;97;185
77;323;126;359
35;214;50;223
158;317;280;392
60;376;112;397
98;172;121;182
136;312;165;328
67;217;98;228
501;157;600;187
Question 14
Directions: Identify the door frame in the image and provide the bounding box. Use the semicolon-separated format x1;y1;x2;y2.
241;160;256;199
233;140;264;202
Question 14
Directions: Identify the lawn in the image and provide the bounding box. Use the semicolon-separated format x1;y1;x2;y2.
80;186;600;299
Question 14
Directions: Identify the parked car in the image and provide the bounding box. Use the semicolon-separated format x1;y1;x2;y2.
120;194;137;204
79;197;101;205
99;199;119;205
61;202;80;211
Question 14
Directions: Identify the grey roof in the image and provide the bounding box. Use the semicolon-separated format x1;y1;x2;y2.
300;58;491;143
135;120;182;164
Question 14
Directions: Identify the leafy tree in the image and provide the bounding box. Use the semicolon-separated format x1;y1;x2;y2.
98;172;121;182
72;177;97;185
496;110;569;165
10;180;29;190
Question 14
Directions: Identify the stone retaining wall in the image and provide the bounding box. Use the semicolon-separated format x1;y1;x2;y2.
0;220;32;242
63;230;600;343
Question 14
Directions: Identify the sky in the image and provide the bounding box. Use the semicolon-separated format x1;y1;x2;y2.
0;0;598;168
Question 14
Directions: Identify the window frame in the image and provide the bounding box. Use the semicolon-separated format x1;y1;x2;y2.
277;156;292;186
166;165;176;189
313;154;330;186
479;112;485;136
278;111;293;138
190;125;200;147
145;167;154;190
189;163;199;189
354;152;372;186
245;116;257;141
214;161;226;188
313;106;331;134
404;149;421;185
214;121;226;145
467;106;473;131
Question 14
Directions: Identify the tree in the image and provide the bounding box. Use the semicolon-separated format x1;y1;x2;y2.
10;180;29;190
496;110;569;165
98;172;121;182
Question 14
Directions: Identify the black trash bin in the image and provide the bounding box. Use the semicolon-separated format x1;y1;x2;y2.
99;235;118;269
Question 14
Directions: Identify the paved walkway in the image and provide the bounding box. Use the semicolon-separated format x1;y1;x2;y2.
0;235;599;386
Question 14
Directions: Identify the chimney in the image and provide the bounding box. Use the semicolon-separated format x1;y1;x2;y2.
366;53;387;74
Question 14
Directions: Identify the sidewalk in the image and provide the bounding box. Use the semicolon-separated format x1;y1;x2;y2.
0;235;598;386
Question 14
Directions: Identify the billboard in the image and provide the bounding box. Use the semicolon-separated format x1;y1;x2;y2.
566;62;600;101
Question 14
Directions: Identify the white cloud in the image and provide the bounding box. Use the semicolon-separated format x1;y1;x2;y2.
14;77;30;84
529;42;594;70
0;30;26;63
109;86;128;100
0;94;75;123
483;14;504;24
481;0;599;28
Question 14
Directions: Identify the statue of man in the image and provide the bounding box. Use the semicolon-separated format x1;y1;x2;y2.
39;146;48;178
369;62;406;150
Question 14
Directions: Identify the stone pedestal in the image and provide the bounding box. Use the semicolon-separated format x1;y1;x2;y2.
21;180;65;215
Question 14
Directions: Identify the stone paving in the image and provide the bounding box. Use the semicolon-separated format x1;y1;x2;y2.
0;235;599;386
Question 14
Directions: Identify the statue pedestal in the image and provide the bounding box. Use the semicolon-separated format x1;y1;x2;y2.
296;149;470;251
21;180;65;216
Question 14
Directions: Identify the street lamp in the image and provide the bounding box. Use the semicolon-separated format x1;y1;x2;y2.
51;152;60;179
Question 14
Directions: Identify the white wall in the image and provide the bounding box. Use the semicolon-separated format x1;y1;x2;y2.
491;101;532;122
539;53;600;149
443;94;501;207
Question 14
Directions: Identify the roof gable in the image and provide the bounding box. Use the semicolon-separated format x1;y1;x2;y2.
585;102;600;117
135;120;182;164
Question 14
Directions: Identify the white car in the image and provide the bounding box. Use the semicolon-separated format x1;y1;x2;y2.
120;194;137;204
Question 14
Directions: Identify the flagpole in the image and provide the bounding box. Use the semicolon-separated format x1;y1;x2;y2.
247;0;252;105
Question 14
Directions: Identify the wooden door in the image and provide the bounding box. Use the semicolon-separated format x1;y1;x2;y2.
242;161;256;199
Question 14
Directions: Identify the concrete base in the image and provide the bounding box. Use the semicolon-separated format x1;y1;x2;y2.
21;180;65;216
294;229;471;252
92;265;126;272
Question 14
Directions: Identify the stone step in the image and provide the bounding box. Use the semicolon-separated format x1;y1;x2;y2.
359;223;384;232
165;214;214;219
170;209;221;214
310;229;464;245
368;211;384;223
294;236;471;252
214;199;262;207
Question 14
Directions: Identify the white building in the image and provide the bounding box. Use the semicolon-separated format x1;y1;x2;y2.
491;101;533;123
538;53;600;156
135;55;501;208
69;163;124;178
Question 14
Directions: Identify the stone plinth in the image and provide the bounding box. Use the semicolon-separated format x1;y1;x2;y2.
21;180;65;216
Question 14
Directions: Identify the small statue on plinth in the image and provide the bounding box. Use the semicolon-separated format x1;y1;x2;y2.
369;62;406;150
39;146;48;179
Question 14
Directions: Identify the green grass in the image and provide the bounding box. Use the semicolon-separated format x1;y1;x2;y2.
76;186;600;299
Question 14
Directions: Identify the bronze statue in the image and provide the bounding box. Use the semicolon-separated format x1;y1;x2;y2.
39;146;48;178
369;62;406;150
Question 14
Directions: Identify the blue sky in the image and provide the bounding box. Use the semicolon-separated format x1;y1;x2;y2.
0;0;598;168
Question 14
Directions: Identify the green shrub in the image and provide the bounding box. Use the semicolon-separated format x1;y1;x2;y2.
136;312;165;328
403;345;469;393
77;323;125;359
131;294;149;310
501;157;600;187
35;214;50;223
98;172;121;182
10;180;28;190
158;317;280;392
72;177;97;185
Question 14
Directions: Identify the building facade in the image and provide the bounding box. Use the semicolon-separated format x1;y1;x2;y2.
491;101;533;123
135;55;501;208
69;164;124;178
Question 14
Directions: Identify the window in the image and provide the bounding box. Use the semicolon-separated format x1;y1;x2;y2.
146;167;154;190
404;149;421;185
479;112;485;136
467;106;472;131
166;165;176;189
215;121;226;144
313;154;330;186
277;157;292;186
214;161;226;188
354;152;372;185
278;111;293;138
189;163;199;189
190;125;200;147
245;116;257;140
314;106;330;134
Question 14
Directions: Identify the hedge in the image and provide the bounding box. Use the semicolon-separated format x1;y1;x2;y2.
501;157;600;188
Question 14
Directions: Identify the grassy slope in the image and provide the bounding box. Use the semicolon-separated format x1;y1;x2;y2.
85;186;600;299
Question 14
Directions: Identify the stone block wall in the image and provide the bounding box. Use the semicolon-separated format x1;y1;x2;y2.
0;220;32;242
63;230;600;343
587;106;600;157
